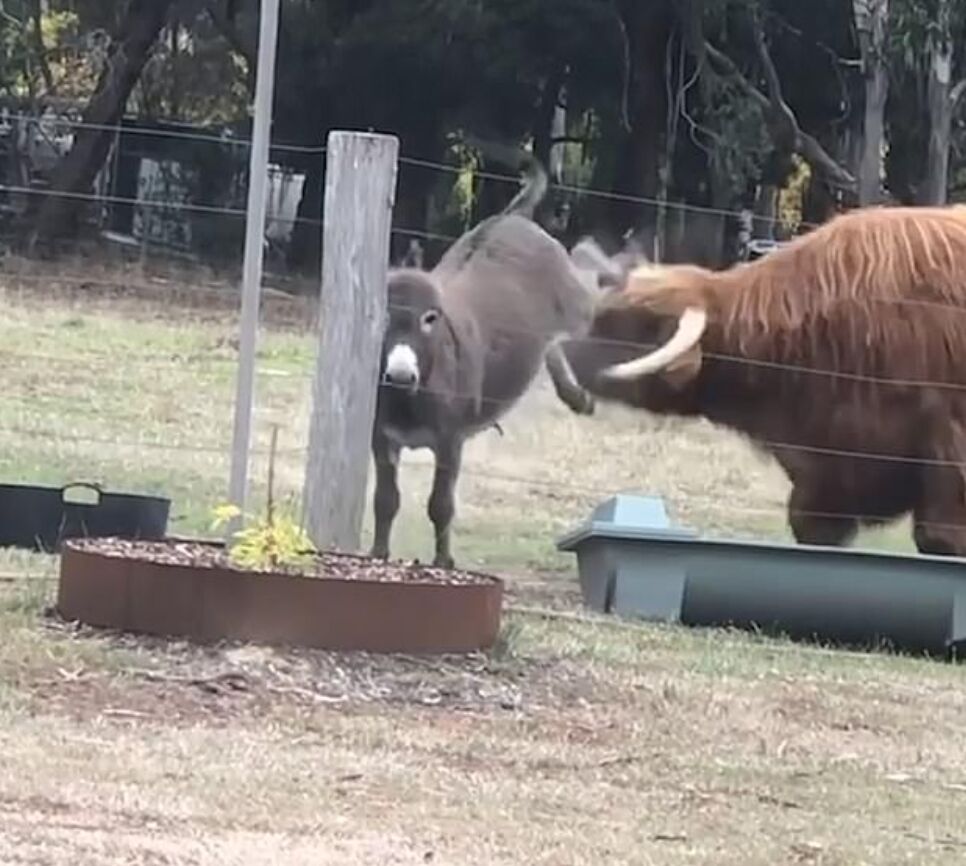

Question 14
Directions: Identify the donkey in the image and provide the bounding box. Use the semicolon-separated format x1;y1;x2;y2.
370;158;599;568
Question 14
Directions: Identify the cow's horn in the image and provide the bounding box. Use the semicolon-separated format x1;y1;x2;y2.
601;306;707;380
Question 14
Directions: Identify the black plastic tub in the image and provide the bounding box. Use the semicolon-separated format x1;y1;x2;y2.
0;482;171;552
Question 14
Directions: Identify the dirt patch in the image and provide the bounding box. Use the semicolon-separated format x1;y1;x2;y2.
502;573;584;609
24;614;614;725
26;670;278;725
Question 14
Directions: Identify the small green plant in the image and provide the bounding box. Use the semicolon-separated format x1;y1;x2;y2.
210;425;316;571
210;501;315;571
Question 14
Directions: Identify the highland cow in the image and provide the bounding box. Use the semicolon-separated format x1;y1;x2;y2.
564;204;966;557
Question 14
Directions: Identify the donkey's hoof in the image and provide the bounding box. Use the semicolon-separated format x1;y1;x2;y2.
570;390;595;415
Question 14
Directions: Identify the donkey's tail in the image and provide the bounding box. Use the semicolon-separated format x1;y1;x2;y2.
501;155;548;220
462;135;549;221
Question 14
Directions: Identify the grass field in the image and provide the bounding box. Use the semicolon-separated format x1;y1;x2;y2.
0;259;964;864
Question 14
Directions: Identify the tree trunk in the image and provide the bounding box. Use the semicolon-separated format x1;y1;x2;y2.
853;0;889;205
287;154;325;277
29;0;173;247
533;68;564;172
753;185;779;241
391;154;437;263
919;0;955;206
608;0;673;240
30;0;55;95
532;68;564;227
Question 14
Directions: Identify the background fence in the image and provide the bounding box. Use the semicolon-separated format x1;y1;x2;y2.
0;114;939;573
1;107;803;278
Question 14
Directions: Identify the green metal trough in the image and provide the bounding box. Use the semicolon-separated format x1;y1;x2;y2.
557;495;966;658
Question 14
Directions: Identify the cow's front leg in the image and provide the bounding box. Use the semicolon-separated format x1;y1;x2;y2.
545;340;595;415
369;431;401;560
787;481;858;548
428;437;464;569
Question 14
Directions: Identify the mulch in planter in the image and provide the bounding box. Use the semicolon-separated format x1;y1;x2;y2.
67;537;497;586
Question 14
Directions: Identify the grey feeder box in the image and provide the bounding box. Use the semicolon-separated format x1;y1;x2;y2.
557;494;966;659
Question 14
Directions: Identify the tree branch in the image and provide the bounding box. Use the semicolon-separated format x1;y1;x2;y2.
952;78;966;108
703;42;769;110
29;0;55;95
748;8;799;153
749;10;784;110
798;133;857;189
702;37;856;191
611;0;632;132
204;0;256;89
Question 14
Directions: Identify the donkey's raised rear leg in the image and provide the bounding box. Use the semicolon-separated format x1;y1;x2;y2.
428;437;464;569
369;431;401;560
545;340;595;415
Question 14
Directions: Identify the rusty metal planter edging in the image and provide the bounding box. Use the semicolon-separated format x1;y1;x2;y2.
57;539;504;654
557;494;966;658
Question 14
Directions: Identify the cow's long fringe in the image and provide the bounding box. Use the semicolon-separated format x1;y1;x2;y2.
623;205;966;386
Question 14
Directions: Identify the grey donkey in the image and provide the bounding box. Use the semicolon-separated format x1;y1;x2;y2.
370;157;600;568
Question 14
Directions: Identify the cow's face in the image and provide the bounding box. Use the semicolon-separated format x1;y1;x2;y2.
381;270;446;395
562;263;711;410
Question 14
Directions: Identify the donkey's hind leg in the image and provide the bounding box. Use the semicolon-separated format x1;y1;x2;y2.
545;340;595;415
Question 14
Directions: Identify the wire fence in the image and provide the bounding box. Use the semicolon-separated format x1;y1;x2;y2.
3;287;966;394
4;112;810;231
0;180;465;246
1;407;964;537
0;127;958;554
4;336;966;469
5;111;327;155
0;309;962;533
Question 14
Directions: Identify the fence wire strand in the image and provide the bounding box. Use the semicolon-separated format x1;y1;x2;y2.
0;131;811;228
8;112;326;154
3;141;963;544
3;414;965;536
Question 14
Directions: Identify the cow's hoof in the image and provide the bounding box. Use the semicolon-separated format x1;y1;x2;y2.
369;545;389;561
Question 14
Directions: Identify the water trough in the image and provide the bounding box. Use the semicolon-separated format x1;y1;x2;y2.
557;494;966;658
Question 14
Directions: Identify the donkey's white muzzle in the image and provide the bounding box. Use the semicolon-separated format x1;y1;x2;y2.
383;343;420;392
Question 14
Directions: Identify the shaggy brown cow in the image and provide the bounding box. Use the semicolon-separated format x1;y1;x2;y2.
563;204;966;556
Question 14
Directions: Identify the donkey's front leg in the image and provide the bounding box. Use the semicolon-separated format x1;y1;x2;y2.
428;436;464;569
369;431;401;560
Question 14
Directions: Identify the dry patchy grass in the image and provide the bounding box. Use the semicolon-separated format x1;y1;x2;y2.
0;258;960;864
3;585;966;865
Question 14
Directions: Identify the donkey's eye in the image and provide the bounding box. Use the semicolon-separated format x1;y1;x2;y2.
420;309;440;334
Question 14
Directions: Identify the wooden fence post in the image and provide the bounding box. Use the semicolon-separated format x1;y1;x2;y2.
302;130;399;551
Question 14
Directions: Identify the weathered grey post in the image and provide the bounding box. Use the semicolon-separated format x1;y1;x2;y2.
302;130;399;551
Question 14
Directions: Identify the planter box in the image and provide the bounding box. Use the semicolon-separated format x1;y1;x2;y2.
558;494;966;658
57;538;504;654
